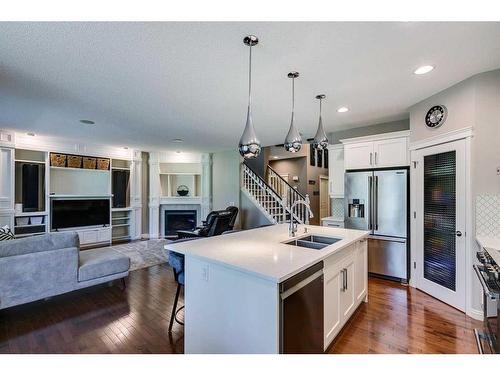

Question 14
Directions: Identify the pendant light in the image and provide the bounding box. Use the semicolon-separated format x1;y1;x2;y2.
238;35;261;159
284;72;302;152
312;94;329;150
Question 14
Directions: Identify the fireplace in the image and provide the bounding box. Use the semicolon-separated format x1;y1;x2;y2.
164;210;197;236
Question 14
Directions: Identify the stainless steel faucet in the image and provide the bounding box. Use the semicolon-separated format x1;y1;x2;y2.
289;195;314;237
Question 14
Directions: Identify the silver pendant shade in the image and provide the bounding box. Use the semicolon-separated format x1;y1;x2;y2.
284;72;302;153
312;94;329;150
238;35;261;159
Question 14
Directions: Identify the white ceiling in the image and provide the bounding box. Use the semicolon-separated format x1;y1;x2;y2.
1;22;500;152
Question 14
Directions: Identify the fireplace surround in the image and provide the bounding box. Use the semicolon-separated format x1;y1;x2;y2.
160;204;201;238
164;210;197;237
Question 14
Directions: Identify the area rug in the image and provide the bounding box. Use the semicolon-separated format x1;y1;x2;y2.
109;239;171;271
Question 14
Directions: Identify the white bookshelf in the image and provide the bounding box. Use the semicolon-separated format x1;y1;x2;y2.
111;208;133;242
13;149;48;238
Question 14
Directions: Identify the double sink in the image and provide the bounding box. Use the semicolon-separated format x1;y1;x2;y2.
284;234;342;250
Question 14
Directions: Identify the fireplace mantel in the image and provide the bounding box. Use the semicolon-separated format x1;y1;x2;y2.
148;152;212;239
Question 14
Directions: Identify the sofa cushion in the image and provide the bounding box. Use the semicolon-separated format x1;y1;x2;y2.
78;248;130;282
0;232;79;258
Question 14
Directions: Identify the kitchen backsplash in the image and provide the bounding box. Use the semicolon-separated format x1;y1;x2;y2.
476;194;500;238
331;198;344;220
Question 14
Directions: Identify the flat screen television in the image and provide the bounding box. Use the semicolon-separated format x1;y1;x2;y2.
51;199;110;230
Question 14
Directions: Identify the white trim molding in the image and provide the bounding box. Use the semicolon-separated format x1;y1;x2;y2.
340;130;410;145
409;126;474;151
409;127;477;319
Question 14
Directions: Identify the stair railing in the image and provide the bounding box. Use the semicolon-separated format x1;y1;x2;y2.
266;164;307;223
241;163;288;223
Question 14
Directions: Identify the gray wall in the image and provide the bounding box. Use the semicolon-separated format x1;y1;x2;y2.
328;119;409;144
239;191;272;229
408;68;500;316
269;157;307;195
212;149;241;227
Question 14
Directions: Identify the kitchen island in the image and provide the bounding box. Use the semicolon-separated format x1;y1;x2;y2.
165;224;369;353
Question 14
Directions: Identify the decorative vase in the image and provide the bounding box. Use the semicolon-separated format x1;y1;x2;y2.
177;185;189;197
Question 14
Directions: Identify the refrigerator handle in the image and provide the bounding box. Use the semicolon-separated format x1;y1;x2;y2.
374;176;379;231
368;176;373;230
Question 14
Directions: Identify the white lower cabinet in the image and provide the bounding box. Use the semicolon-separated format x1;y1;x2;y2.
76;227;112;247
323;239;368;350
324;260;343;345
340;254;356;321
354;239;368;303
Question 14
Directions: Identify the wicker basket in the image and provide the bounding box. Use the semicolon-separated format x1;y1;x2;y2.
82;157;97;169
67;155;82;168
97;158;110;170
50;153;66;167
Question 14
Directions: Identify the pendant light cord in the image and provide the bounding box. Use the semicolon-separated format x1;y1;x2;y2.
248;44;252;107
319;97;322;117
291;76;295;113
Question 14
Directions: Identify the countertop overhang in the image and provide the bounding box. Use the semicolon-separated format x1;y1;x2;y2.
164;224;369;283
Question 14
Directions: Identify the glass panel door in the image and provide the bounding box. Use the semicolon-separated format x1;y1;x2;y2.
423;151;456;291
414;138;466;311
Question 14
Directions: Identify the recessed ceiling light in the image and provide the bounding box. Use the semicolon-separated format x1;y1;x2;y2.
414;65;434;75
176;150;181;154
79;120;95;125
171;138;184;143
337;107;349;113
123;147;129;150
273;156;279;159
26;132;35;136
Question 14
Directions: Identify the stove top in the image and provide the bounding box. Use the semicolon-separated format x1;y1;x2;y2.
477;250;500;290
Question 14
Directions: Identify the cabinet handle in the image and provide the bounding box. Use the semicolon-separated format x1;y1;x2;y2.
374;152;378;165
370;152;373;165
341;268;347;291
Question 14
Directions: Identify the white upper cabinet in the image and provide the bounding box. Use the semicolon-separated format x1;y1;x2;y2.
328;145;344;198
343;141;374;170
373;137;408;168
341;131;410;170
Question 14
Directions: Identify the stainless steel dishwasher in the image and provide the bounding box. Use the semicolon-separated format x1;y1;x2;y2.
279;261;324;353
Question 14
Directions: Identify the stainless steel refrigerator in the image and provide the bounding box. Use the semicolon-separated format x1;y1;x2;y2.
344;169;408;281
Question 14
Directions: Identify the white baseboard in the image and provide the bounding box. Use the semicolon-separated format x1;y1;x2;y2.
467;308;483;322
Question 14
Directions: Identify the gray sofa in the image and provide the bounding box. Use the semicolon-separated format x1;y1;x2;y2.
0;232;130;310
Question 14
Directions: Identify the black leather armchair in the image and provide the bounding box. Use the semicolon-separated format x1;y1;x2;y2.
177;209;235;239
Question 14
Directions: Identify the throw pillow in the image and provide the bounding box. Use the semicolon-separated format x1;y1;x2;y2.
0;225;15;241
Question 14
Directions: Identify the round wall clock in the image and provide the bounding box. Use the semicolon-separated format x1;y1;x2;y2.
425;105;448;129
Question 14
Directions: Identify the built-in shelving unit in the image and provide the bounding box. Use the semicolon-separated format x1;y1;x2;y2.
159;162;202;198
111;208;133;242
111;159;133;243
0;129;143;246
13;149;48;238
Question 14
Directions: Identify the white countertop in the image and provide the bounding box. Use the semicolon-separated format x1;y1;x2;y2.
477;235;500;265
164;224;369;283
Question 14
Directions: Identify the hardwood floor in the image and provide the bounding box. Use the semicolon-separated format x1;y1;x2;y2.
0;265;481;354
328;277;481;354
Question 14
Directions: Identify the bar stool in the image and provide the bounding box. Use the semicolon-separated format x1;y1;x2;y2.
168;250;185;332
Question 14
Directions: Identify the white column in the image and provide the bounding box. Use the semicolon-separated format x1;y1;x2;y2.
0;142;14;229
148;152;161;239
130;150;142;240
201;153;212;220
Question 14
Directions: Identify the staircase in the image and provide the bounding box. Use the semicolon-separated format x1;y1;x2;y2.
241;163;310;224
